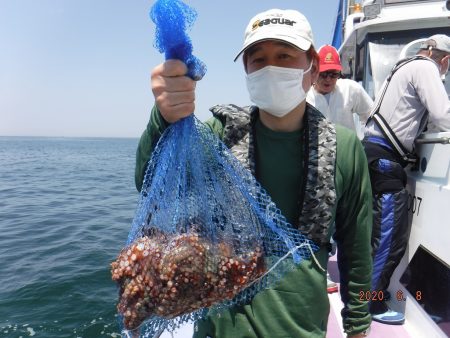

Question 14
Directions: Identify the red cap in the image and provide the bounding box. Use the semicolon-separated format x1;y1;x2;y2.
318;45;342;72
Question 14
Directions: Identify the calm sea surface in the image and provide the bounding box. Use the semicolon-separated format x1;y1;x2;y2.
0;136;141;337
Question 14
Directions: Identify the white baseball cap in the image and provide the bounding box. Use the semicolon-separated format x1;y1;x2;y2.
420;34;450;54
234;9;314;61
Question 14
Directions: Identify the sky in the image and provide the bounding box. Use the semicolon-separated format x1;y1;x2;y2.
0;0;339;138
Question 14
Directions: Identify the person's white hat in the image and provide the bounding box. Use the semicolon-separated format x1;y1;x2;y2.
234;9;314;61
420;34;450;54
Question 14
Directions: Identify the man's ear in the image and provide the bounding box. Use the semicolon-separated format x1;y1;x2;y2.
243;53;248;74
439;55;450;75
310;60;319;84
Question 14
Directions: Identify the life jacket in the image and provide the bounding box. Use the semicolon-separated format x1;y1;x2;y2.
209;103;337;245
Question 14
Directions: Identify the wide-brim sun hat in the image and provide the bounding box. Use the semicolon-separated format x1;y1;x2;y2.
234;9;314;61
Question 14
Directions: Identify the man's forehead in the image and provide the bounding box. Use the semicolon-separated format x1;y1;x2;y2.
247;40;302;55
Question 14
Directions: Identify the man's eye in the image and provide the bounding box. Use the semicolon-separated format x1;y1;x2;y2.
250;57;264;64
279;54;292;59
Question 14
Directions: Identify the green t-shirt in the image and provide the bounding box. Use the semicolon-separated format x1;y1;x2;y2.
254;118;304;225
134;105;373;337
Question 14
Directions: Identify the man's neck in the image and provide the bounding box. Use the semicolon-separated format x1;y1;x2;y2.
258;101;306;132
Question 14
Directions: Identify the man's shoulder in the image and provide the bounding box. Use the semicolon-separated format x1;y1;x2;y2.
337;78;364;90
336;124;358;137
207;104;252;127
403;56;438;73
209;104;251;116
335;125;361;152
336;79;373;106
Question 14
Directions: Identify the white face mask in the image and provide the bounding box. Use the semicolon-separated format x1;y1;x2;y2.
246;63;312;117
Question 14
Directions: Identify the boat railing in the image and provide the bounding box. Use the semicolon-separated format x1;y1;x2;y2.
415;136;450;145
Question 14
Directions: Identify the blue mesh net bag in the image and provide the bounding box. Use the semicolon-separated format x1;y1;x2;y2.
110;0;319;336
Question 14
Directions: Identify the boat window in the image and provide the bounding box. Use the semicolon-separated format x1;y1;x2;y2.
355;44;366;82
368;42;404;97
400;245;450;336
363;45;374;98
361;29;450;99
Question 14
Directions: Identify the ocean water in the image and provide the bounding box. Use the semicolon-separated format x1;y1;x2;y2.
0;137;141;337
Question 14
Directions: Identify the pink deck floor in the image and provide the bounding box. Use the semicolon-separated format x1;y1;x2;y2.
159;254;414;338
327;254;411;338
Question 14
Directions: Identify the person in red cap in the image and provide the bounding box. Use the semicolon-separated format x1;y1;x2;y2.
136;9;372;338
307;45;373;139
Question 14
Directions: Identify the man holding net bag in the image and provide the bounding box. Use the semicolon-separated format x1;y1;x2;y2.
134;7;372;338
